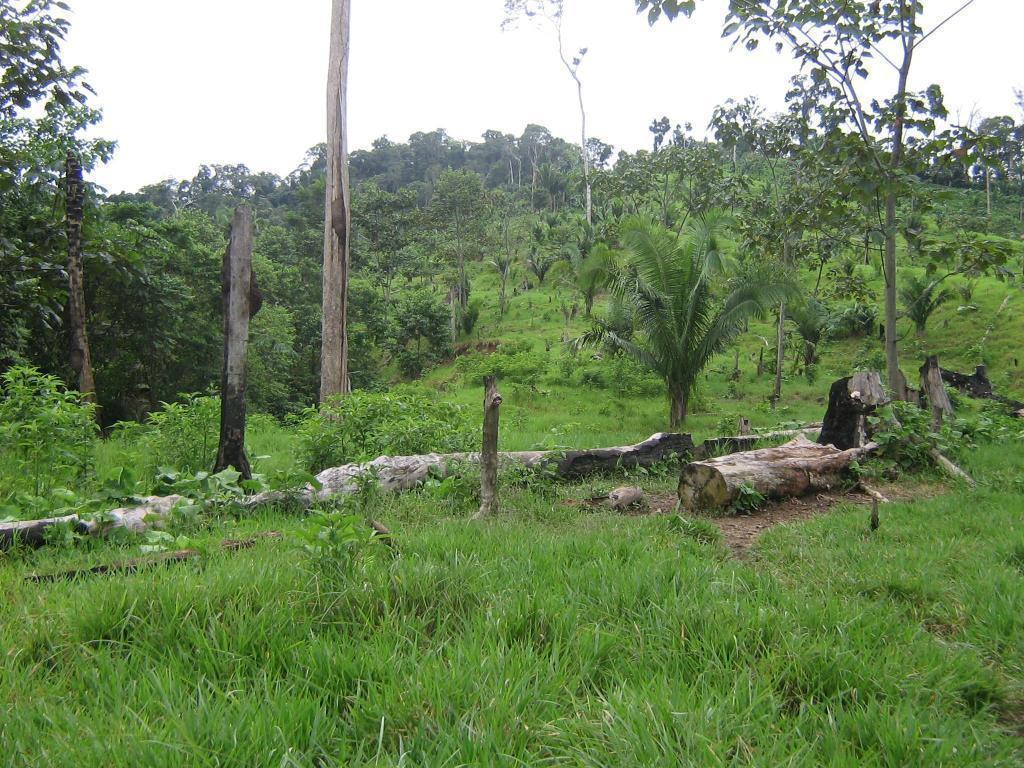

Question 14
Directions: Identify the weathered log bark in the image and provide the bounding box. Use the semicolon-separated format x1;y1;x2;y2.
473;376;501;520
818;372;889;450
919;355;953;432
320;0;352;402
679;435;875;513
65;150;97;411
214;205;258;478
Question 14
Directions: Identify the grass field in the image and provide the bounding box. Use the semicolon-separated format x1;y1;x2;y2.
2;443;1023;766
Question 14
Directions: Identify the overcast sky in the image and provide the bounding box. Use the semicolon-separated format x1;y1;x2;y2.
61;0;1022;194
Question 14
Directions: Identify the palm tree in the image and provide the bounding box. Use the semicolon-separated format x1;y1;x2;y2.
576;217;790;427
899;273;954;336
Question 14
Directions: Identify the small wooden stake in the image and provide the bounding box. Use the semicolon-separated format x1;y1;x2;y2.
214;205;260;479
473;376;501;520
869;498;880;531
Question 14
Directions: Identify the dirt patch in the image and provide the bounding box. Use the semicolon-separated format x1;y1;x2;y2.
646;481;943;557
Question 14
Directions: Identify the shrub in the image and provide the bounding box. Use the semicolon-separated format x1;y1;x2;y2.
828;302;878;339
0;366;98;512
456;347;549;384
297;390;477;472
142;394;221;474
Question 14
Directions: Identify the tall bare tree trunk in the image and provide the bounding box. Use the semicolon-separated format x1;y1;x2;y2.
320;0;352;403
883;11;916;401
214;206;259;479
64;151;97;411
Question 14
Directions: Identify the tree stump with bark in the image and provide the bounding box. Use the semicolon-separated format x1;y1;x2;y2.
919;355;953;432
818;372;889;450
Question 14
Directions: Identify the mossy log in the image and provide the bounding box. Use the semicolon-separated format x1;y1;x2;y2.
679;435;875;513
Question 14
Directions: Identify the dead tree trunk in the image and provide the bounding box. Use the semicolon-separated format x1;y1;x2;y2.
919;355;953;432
679;435;874;513
214;206;259;478
65;151;97;410
320;0;352;402
474;376;501;520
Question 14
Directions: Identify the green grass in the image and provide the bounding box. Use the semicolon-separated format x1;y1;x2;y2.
2;444;1023;765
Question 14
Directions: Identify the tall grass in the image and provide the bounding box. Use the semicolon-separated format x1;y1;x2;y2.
2;444;1022;765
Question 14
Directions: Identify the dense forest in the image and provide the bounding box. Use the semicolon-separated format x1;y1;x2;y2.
3;1;1024;765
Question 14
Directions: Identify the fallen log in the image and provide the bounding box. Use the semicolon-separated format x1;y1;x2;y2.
679;435;875;513
0;495;186;551
940;364;1024;415
693;425;822;460
1;433;693;550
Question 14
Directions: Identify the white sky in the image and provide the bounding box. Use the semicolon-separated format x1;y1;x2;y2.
61;0;1022;194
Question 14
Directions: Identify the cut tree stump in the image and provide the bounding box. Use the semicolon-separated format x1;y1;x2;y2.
818;372;889;450
679;435;875;513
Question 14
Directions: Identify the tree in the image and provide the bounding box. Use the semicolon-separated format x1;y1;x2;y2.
64;150;96;406
900;272;953;336
638;0;977;400
432;169;486;315
576;216;789;427
320;0;352;403
0;0;112;371
504;0;594;224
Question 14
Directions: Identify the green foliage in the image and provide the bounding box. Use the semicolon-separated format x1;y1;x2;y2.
664;514;722;547
828;302;878;340
0;366;98;515
140;394;220;475
899;273;954;335
456;346;549;385
297;391;477;472
576;215;792;425
729;482;766;515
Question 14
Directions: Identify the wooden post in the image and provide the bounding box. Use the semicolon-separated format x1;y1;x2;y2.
65;150;97;411
735;416;752;436
214;206;258;479
919;355;953;432
473;376;502;520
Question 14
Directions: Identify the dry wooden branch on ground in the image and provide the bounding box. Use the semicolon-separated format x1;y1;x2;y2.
25;532;283;582
679;435;876;513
